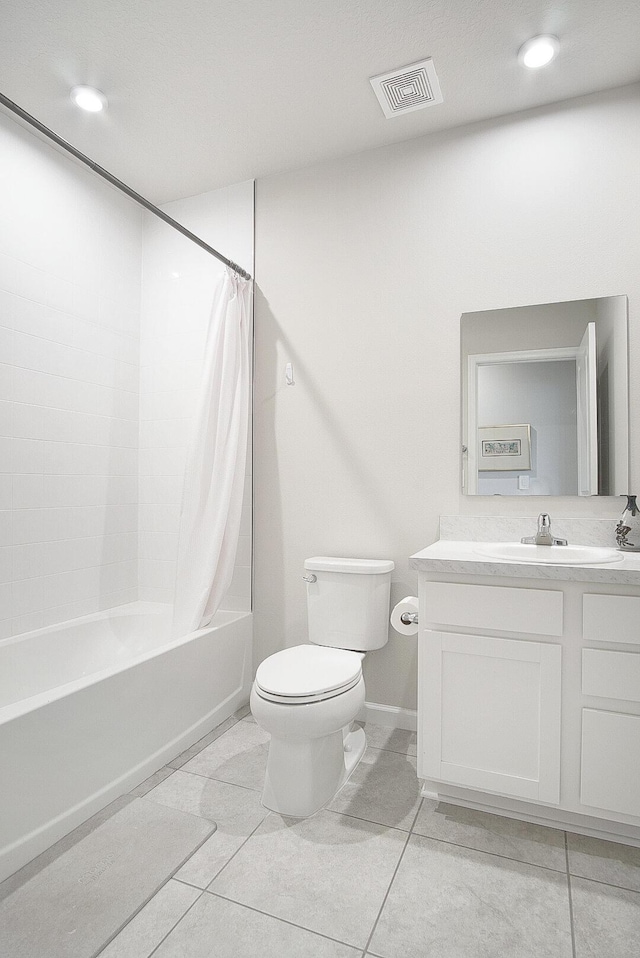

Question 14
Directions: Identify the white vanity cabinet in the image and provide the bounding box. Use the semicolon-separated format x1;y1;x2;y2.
419;581;563;804
411;544;640;845
579;593;640;819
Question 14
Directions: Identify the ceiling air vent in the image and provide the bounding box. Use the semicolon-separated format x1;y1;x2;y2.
369;58;443;119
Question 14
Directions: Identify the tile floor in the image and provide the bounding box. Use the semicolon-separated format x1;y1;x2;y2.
1;707;639;957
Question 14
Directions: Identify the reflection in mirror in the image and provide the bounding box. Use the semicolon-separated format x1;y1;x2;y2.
461;296;628;497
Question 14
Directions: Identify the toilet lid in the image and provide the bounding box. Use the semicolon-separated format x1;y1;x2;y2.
255;645;362;699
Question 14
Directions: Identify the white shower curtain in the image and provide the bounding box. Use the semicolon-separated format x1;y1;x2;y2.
172;267;251;637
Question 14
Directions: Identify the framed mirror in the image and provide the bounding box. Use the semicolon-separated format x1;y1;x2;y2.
461;296;628;496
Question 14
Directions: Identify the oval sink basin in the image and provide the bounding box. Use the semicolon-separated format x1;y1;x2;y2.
474;542;623;565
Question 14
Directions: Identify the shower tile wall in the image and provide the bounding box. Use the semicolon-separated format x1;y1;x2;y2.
0;111;142;639
138;182;254;610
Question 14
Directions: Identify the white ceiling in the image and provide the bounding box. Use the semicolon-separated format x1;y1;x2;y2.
1;0;640;203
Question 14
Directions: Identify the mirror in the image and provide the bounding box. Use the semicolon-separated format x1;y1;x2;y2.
461;296;629;496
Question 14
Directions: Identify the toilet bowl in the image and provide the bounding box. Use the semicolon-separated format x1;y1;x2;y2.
251;556;393;817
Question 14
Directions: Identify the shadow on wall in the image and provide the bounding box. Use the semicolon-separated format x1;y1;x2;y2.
252;286;418;709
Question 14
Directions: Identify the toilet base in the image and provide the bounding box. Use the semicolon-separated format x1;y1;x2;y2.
261;724;366;818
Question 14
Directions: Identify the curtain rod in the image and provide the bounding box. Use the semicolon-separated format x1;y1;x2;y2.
0;91;252;281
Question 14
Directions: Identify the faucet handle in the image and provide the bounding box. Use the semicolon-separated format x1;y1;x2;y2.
538;513;551;530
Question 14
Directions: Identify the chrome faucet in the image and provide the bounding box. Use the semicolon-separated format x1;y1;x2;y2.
521;513;568;546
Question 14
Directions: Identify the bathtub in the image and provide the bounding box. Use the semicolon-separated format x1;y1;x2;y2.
0;601;252;883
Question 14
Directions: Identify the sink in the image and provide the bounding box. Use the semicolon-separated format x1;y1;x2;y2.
474;542;624;565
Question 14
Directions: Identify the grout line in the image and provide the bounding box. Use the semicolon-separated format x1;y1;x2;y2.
0;301;139;342
323;806;415;836
7;397;138;420
565;832;578;958
205;888;364;952
7;436;138;447
565;872;640;894
405;828;569;873
201;814;268;885
91;822;215;958
0;359;139;396
360;802;421;955
145;888;205;958
176;765;263;794
172;875;206;891
10;327;139;367
408;798;424;835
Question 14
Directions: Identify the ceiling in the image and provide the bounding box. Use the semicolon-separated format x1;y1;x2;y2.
1;0;639;203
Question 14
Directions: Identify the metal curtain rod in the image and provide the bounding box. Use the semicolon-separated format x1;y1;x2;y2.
0;91;252;281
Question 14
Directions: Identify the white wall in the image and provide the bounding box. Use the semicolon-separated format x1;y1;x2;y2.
0;111;141;639
139;182;254;610
253;83;640;711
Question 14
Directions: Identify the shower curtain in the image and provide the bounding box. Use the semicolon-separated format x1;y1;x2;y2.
172;267;252;637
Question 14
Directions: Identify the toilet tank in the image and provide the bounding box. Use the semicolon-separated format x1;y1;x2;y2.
304;556;394;651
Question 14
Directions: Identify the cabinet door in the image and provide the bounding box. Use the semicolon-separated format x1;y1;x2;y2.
581;709;640;817
419;631;562;803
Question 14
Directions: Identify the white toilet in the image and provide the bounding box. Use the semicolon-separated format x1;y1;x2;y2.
250;556;394;817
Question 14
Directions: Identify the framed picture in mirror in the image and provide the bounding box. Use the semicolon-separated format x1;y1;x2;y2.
478;424;531;471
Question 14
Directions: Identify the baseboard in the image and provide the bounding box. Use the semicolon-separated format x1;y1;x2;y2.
357;701;417;732
421;781;640;849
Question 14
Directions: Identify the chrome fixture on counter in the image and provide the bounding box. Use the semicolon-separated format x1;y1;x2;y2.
521;513;568;547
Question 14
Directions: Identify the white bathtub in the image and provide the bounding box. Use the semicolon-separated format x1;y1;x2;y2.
0;601;252;883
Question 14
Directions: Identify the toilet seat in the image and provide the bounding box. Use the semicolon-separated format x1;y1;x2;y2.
255;645;362;705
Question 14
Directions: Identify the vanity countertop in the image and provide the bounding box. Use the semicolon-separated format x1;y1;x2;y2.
410;539;640;585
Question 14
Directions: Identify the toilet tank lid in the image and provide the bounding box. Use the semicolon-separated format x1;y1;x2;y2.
304;556;394;574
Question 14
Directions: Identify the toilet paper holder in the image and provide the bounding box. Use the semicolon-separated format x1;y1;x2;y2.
400;611;418;625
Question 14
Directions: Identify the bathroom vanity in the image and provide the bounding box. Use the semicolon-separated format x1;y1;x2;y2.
411;523;640;846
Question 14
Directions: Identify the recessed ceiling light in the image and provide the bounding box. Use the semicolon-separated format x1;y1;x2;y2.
518;35;559;69
70;85;108;113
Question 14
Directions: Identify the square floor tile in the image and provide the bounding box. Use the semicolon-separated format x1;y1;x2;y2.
154;892;362;958
145;770;270;887
210;810;406;949
413;800;567;871
362;723;417;756
0;798;214;958
181;719;270;790
327;746;421;830
369;834;573;958
567;833;640;892
99;879;201;958
572;876;640;958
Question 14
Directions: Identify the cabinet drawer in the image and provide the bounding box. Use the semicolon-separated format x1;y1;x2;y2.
581;709;640;817
423;581;563;636
583;594;640;645
582;649;640;703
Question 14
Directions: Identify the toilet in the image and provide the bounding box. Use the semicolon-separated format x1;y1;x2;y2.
250;556;394;817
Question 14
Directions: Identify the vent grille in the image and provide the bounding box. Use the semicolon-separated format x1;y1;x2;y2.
370;58;443;119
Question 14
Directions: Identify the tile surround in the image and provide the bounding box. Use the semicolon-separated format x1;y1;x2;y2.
0;113;253;636
0;110;141;637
